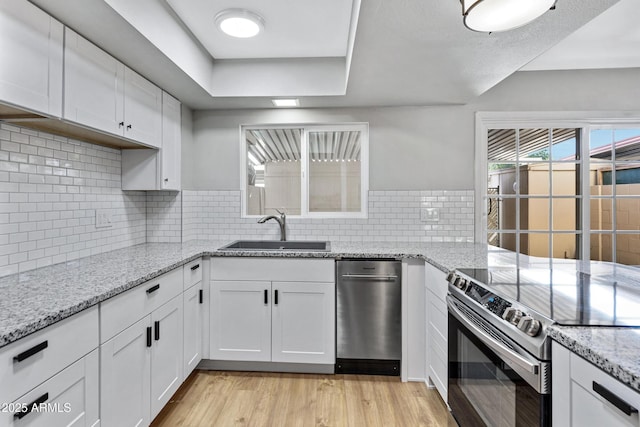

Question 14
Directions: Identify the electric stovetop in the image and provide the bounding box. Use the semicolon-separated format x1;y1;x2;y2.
457;265;640;327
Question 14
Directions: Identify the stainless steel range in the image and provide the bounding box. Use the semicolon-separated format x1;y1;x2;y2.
446;266;640;427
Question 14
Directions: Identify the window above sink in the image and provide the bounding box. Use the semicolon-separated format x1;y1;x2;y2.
241;123;369;219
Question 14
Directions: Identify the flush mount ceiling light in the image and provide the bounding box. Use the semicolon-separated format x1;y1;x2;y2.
215;9;264;38
461;0;557;33
272;99;299;108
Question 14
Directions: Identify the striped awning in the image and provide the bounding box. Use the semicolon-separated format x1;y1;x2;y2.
246;129;361;164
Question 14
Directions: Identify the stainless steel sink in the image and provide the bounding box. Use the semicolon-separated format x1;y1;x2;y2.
219;240;331;251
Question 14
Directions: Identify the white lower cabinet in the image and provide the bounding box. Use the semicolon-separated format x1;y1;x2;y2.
100;317;152;427
100;295;183;426
553;341;640;427
425;262;448;402
209;258;335;366
271;281;335;364
210;280;272;362
183;281;203;376
150;296;183;418
2;349;99;427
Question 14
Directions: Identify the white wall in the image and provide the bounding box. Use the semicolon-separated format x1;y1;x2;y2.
185;68;640;192
189;107;474;191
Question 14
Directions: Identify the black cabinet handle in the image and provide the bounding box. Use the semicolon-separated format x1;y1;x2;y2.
154;321;160;341
593;381;638;416
264;289;268;304
126;124;132;130
190;264;200;271
13;341;48;363
275;290;279;305
14;393;48;420
118;121;124;128
146;326;152;347
146;284;160;294
199;289;203;304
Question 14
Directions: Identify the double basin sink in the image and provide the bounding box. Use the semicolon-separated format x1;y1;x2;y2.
219;240;331;252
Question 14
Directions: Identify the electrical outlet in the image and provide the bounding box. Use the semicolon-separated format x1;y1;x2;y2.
420;207;440;223
95;209;113;229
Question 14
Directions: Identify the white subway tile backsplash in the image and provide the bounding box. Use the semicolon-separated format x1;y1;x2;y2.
182;189;474;243
0;123;147;277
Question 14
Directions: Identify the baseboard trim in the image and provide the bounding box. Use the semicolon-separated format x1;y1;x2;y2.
197;359;335;374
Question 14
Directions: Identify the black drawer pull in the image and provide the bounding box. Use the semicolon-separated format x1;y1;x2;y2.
14;393;49;420
146;326;152;347
13;341;48;363
199;289;203;304
146;284;160;294
154;321;160;341
190;264;200;271
264;289;268;305
593;381;638;416
275;290;279;305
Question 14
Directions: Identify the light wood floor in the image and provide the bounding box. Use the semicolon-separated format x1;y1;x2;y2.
151;370;456;427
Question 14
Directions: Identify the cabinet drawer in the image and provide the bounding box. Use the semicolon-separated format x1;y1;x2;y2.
100;267;182;343
0;306;98;405
212;257;334;282
570;352;640;424
183;258;203;290
427;269;448;303
1;348;99;427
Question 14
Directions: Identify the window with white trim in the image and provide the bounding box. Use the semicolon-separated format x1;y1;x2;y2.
242;123;369;218
477;114;640;270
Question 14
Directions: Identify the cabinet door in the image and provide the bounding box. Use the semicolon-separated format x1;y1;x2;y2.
0;0;63;116
425;264;448;402
100;317;151;427
64;28;124;137
183;282;203;377
271;282;335;364
210;281;271;362
124;67;162;148
161;92;181;190
150;295;183;419
1;349;99;427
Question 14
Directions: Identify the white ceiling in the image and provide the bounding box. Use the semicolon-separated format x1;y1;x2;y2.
165;0;353;59
523;0;640;71
29;0;624;109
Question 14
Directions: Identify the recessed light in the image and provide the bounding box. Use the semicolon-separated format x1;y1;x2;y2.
215;9;264;38
272;99;299;108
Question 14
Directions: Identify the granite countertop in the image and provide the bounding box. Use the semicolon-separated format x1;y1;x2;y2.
549;326;640;392
3;239;640;393
0;240;489;349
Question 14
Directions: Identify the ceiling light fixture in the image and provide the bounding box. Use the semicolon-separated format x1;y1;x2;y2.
215;9;264;38
272;99;299;108
461;0;556;33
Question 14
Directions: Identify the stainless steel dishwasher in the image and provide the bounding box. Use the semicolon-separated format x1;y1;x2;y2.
336;259;401;376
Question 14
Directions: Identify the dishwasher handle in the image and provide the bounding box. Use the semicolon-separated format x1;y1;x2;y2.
340;274;398;280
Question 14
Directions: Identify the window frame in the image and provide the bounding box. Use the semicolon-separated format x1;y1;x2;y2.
240;122;369;219
475;111;640;270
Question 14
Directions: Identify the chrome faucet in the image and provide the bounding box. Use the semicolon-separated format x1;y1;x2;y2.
258;209;286;241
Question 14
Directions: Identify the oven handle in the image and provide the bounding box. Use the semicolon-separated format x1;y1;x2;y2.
447;297;540;376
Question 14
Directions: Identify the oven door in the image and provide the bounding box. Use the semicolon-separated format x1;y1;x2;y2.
447;295;551;427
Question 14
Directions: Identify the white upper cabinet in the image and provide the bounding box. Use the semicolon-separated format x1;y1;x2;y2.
121;91;182;191
161;92;181;190
123;67;162;147
64;28;162;148
0;0;63;117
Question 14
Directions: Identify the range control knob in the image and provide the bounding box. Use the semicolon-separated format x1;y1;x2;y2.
510;310;524;326
517;316;541;337
502;307;517;322
446;272;456;283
